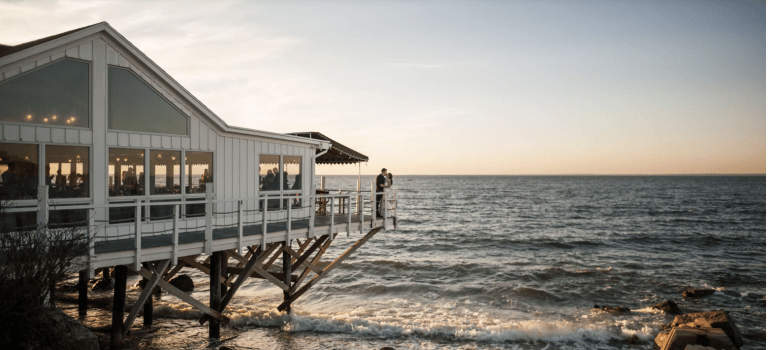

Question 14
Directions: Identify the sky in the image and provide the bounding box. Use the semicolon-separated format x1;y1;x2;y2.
0;0;765;175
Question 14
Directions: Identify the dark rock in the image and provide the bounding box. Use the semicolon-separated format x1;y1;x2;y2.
169;275;195;293
652;300;682;315
91;278;113;291
659;327;737;350
603;306;631;314
681;289;715;298
592;304;601;309
669;310;743;348
654;329;670;349
626;334;639;344
722;290;742;298
745;292;764;301
380;347;397;350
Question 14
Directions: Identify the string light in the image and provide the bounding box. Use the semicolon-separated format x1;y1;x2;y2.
52;115;57;120
26;115;32;120
43;118;48;122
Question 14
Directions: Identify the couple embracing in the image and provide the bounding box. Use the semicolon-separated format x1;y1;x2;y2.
376;168;394;218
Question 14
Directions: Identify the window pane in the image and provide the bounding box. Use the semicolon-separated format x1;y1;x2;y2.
108;148;144;197
149;200;176;221
49;209;88;229
185;198;205;218
0;59;89;128
0;211;36;231
108;67;188;135
46;145;89;198
186;152;212;194
109;202;145;224
0;143;38;200
150;150;181;195
259;155;280;192
284;156;301;190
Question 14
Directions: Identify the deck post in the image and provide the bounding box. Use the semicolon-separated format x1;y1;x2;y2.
142;262;154;328
209;251;222;341
205;183;213;255
261;197;268;248
383;192;389;231
172;205;179;266
309;194;315;238
87;208;96;278
283;242;292;314
286;201;292;244
370;183;376;228
36;185;48;230
329;196;335;241
355;181;361;215
320;176;325;191
78;270;88;317
110;265;128;350
237;200;243;250
134;199;142;270
347;194;352;237
221;252;228;296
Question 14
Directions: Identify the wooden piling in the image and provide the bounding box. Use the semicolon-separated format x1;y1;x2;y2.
283;243;292;314
209;252;222;340
221;253;228;296
78;270;88;317
110;265;128;350
142;262;153;328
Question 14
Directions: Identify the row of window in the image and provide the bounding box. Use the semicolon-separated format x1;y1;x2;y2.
0;59;189;135
0;143;303;201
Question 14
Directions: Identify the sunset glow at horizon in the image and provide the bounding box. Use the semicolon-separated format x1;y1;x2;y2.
1;1;764;175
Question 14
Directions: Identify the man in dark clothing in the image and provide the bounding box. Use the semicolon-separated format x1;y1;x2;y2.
376;168;388;218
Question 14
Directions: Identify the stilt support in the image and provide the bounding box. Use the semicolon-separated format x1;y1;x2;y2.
142;263;153;328
78;270;88;317
110;265;128;350
278;227;382;311
283;242;292;314
209;252;222;341
123;260;170;335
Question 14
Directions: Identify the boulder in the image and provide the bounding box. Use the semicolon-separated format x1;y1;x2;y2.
169;275;195;293
626;334;639;344
655;329;671;349
652;300;682;314
381;347;397;350
134;278;162;296
659;327;736;350
684;345;722;350
681;289;715;298
91;278;113;291
669;311;743;348
603;306;631;314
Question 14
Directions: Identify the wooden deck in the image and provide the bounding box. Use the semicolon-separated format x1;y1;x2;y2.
90;214;392;269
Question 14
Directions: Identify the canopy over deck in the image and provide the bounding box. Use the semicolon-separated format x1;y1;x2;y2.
288;132;368;164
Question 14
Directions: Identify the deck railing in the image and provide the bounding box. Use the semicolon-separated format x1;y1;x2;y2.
1;183;397;274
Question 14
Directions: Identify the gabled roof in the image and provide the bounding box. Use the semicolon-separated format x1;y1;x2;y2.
0;24;99;58
288;132;368;164
0;22;330;149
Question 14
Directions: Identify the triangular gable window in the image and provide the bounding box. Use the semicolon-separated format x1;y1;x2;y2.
108;67;188;135
0;59;89;127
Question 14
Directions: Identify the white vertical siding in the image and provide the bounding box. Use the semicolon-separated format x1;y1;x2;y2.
36;127;51;142
191;117;199;149
51;128;64;143
21;126;35;141
199;123;208;150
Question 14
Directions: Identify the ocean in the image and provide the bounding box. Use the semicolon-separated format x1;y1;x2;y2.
64;175;766;349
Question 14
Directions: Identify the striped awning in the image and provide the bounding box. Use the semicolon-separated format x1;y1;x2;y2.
287;132;368;164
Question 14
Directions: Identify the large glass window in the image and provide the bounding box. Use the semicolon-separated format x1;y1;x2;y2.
109;202;145;224
150;150;181;195
0;143;39;200
284;156;302;190
108;148;144;197
46;145;89;198
185;152;213;194
259;155;280;192
0;59;89;128
108;67;188;135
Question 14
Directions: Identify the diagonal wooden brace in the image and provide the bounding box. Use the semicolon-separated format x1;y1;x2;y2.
123;259;170;335
199;243;279;326
133;265;231;325
284;245;323;274
278;227;382;311
290;234;334;294
180;256;230;286
290;236;327;271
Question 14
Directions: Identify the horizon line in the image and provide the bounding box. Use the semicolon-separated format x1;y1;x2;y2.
315;173;767;176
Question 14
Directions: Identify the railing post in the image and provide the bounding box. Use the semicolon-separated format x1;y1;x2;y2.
309;194;315;238
205;183;213;255
261;197;268;248
346;194;352;237
135;199;142;270
383;192;389;231
286;200;291;244
359;192;364;234
355;181;361;215
393;191;397;218
36;185;48;231
329;196;335;241
370;182;375;228
88;208;95;278
237;200;243;250
320;176;325;191
172;204;179;266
